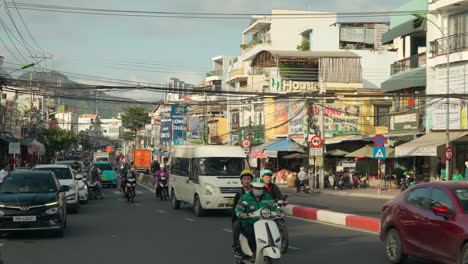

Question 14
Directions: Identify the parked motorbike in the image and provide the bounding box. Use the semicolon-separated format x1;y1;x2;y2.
126;178;136;203
359;176;369;189
236;204;284;264
334;175;344;189
159;176;169;201
400;175;415;191
297;179;309;193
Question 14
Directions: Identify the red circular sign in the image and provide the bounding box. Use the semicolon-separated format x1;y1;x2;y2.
241;139;252;149
373;134;386;147
445;147;454;161
310;136;323;148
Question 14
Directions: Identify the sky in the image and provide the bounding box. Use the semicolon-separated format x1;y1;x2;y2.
0;0;410;102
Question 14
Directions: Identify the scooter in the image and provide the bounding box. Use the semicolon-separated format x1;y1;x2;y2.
236;204;284;264
126;178;136;203
159;176;169;201
87;179;98;200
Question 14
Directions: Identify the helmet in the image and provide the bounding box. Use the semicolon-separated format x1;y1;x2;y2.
240;170;254;179
261;169;273;177
251;178;265;188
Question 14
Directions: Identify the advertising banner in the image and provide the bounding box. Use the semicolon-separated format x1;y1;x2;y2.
288;102;305;139
310;104;361;134
431;100;467;130
275;99;289;135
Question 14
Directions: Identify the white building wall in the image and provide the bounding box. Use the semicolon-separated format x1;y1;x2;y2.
101;118;122;139
56;112;78;134
78;117;92;132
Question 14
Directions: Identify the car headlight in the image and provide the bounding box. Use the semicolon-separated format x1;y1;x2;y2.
45;207;59;215
79;184;86;191
66;194;76;200
260;208;272;219
205;184;216;195
0;210;4;216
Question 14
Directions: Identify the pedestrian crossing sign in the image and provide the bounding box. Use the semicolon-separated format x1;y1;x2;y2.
373;146;386;160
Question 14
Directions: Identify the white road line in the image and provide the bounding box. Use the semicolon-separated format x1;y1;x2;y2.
288;216;379;236
0;243;5;247
185;218;196;222
138;182;156;193
288;246;300;250
156;210;167;213
223;229;232;233
135;203;141;206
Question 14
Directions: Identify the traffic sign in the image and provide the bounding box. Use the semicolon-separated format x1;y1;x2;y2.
310;147;322;156
241;139;252;149
373;146;386;160
310;136;323;148
373;134;386;147
445;147;454;161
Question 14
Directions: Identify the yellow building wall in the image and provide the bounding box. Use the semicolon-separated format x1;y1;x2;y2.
264;98;276;141
218;118;228;143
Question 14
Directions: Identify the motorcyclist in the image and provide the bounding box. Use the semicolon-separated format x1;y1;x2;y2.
295;167;307;192
261;169;287;203
232;170;254;258
122;166;137;197
71;161;82;173
154;166;169;198
236;178;282;261
90;165;103;199
151;160;161;174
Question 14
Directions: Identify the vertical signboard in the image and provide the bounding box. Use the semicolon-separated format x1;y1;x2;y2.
159;106;172;147
171;105;187;145
275;99;289;135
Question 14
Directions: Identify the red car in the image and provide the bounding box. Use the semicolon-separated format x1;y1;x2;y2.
380;182;468;264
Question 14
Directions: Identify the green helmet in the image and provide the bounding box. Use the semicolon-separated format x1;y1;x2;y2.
261;169;273;177
251;178;265;188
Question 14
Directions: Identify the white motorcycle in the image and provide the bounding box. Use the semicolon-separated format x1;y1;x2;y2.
237;204;284;264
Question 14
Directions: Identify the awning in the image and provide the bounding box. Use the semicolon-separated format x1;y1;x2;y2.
395;132;468;157
325;149;349;157
261;138;305;153
381;66;426;93
325;135;369;145
381;19;426;45
346;145;396;158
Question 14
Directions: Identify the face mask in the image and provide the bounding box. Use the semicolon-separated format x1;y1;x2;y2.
252;189;263;197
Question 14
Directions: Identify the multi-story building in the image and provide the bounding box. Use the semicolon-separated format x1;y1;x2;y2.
101;118;122;140
56;111;78;134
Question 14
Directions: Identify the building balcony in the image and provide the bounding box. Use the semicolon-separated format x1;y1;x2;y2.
430;33;468;56
429;0;468;12
391;53;426;75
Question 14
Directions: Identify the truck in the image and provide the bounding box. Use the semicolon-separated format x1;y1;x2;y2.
129;149;152;173
93;152;110;162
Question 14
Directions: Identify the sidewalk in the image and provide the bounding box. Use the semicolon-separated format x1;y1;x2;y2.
279;185;399;200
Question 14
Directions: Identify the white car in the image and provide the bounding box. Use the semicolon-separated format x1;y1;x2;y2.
33;164;81;213
55;161;89;204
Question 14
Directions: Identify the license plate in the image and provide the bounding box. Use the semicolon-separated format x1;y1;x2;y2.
13;216;36;222
228;199;234;206
101;178;108;181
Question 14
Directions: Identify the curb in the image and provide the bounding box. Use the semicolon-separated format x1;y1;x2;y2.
139;173;381;232
318;190;396;200
284;204;381;233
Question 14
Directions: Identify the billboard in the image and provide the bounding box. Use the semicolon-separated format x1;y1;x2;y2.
310;104;361;134
275;99;289;135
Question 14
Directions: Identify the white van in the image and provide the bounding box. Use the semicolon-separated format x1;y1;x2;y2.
169;145;249;216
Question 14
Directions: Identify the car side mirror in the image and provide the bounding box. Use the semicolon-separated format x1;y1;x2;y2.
60;185;70;192
432;206;450;218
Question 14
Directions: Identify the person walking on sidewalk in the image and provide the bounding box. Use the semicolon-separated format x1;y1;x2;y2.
232;170;254;258
261;169;287;203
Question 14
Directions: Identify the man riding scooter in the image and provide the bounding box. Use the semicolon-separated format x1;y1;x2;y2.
121;166;137;198
232;170;254;258
261;170;287;203
236;178;283;262
154;166;169;199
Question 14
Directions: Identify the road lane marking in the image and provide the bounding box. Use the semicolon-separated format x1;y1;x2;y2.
185;218;196;222
223;229;232;233
156;210;167;213
113;191;120;195
289;216;379;235
135;203;141;206
288;246;300;250
138;182;156;193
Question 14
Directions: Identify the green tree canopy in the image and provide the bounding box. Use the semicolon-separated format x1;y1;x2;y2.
36;128;79;157
120;106;150;136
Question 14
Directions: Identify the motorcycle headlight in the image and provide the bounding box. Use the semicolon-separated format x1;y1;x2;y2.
260;208;272;219
205;184;216;195
45;207;59;215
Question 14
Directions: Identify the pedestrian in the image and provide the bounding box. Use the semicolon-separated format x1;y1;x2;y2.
0;164;11;183
452;169;463;181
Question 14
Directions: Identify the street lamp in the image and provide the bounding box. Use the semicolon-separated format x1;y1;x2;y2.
412;13;451;179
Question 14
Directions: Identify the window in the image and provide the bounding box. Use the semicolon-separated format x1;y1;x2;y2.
453;189;468;213
374;106;390;127
431;188;456;215
171;158;189;177
449;11;468;35
34;167;73;180
407;187;431;210
196;158;247;176
0;173;57;194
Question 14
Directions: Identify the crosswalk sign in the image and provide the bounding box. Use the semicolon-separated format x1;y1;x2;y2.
373;146;386;160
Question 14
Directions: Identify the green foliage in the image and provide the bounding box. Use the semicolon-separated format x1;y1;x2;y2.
36;128;79;156
296;39;310;51
120;106;150;135
120;131;134;141
77;131;92;151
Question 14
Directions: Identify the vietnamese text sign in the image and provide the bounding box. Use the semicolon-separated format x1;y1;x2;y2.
288;103;305;139
310;105;361;134
8;142;20;155
432;101;463;130
390;112;418;131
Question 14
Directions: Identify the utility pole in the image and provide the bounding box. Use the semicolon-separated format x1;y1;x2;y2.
319;82;326;189
305;99;314;190
203;89;208;144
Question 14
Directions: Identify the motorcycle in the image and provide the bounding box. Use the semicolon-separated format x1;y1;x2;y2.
159;176;169;201
297;179;309;193
126;178;136;203
334;175;344;189
275;199;289;254
87;179;99;200
236;204;284;264
400;175;414;191
359;176;369;189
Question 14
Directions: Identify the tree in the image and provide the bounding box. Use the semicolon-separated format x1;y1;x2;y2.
297;39;310;51
77;131;93;151
36;128;79;159
120;106;150;139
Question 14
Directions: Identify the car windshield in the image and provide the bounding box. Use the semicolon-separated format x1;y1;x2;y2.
196;158;246;176
33;168;72;180
95;163;113;171
0;174;57;194
453;189;468;213
96;157;109;162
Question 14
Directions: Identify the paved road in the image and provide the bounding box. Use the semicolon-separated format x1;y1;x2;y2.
281;187;387;218
0;186;435;264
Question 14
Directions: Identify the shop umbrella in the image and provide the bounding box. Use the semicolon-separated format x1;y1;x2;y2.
249;151;267;159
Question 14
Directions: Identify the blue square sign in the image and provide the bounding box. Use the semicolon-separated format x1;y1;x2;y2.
373;146;386;160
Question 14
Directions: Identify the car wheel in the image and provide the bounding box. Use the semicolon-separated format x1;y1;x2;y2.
385;229;407;264
171;190;180;210
193;195;205;217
